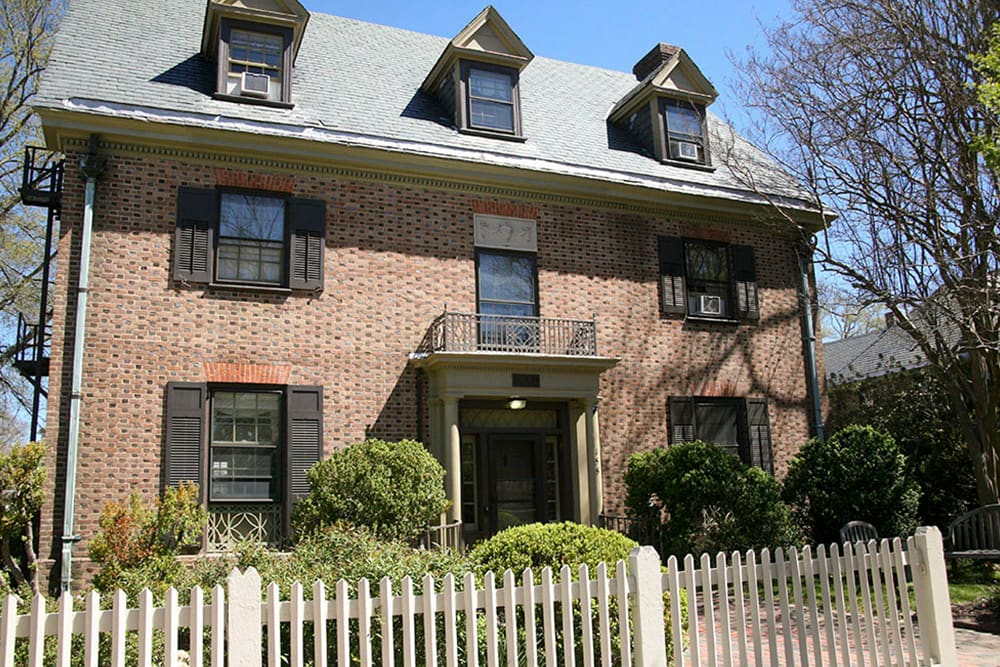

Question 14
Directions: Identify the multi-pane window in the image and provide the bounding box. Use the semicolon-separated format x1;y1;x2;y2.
669;396;773;472
657;235;759;320
469;68;515;132
227;29;283;100
477;250;537;317
210;391;281;501
218;193;285;285
662;98;707;164
684;239;731;318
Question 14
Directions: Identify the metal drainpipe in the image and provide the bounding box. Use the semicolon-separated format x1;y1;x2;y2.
797;242;825;442
60;136;106;593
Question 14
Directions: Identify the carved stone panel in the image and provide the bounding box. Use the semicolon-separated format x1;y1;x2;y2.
474;214;537;252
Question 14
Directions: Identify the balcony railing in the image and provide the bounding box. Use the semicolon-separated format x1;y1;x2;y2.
20;146;63;209
11;312;50;379
417;311;598;356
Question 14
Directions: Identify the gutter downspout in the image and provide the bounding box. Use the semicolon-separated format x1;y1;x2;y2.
797;242;825;442
60;137;106;593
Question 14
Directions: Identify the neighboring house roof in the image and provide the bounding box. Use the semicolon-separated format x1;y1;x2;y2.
37;0;820;218
824;326;930;384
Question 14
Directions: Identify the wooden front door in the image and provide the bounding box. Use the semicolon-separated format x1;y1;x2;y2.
487;434;545;534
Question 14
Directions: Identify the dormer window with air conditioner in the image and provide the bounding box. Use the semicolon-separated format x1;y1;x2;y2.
662;98;707;164
609;43;718;169
217;22;292;105
421;7;533;141
201;1;309;109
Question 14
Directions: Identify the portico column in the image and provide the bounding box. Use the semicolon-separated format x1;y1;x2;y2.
442;396;462;523
585;397;603;524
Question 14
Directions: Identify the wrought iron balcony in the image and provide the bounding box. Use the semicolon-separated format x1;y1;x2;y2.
12;312;50;379
417;311;598;356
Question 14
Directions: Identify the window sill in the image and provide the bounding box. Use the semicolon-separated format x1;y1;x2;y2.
684;315;740;324
659;158;716;172
208;282;292;295
459;127;528;143
213;93;295;110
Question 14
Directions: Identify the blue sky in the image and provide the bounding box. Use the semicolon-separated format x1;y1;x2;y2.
306;1;796;130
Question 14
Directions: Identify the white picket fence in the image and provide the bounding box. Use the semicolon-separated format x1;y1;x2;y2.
0;527;957;667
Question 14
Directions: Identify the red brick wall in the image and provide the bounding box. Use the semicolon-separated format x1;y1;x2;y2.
40;148;816;583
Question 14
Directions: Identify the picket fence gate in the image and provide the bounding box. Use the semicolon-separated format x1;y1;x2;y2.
0;527;957;667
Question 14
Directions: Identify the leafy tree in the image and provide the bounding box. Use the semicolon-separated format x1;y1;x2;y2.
0;441;45;593
733;0;1000;504
0;0;63;434
291;439;449;542
827;368;976;527
972;22;1000;172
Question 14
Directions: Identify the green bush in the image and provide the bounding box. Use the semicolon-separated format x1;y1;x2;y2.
783;425;921;544
827;368;975;527
89;482;207;597
291;439;448;542
470;522;685;664
469;521;638;577
625;441;803;558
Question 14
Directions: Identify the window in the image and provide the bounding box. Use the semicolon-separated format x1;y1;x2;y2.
661;98;708;164
476;249;538;350
668;396;773;472
216;20;293;105
461;62;522;137
164;383;323;549
218;193;285;285
210;391;281;501
173;187;325;291
658;235;758;320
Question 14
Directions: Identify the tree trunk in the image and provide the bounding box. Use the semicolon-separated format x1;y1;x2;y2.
23;521;39;595
0;537;27;591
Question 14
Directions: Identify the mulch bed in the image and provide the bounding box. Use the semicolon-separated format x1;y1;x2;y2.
952;601;1000;634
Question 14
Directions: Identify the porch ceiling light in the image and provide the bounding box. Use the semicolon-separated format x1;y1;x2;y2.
508;397;527;410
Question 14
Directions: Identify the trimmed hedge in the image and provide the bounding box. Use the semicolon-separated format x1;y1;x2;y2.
783;425;920;544
291;438;448;542
625;441;803;557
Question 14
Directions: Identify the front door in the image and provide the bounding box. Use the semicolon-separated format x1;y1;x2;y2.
487;434;545;534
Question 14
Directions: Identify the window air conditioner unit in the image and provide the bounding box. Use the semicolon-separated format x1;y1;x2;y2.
696;295;723;316
671;140;700;161
239;72;270;98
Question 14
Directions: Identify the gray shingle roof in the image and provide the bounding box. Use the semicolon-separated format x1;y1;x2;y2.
38;0;816;211
824;327;930;384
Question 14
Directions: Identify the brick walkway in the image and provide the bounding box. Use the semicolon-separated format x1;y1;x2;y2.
686;602;1000;666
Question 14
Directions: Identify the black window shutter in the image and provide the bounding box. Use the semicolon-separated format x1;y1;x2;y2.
668;396;695;444
164;382;206;496
287;198;326;291
285;385;323;530
658;236;686;314
174;187;216;283
746;398;773;473
732;244;759;320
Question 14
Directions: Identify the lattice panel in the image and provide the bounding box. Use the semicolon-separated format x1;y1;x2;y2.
207;503;282;551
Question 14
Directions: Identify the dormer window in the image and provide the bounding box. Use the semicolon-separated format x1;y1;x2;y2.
420;7;533;142
217;20;292;106
200;1;309;110
662;99;707;164
462;62;520;135
227;29;284;100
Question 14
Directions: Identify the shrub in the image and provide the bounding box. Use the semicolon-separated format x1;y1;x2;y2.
0;441;46;593
470;522;684;664
827;368;975;527
291;439;448;542
625;441;803;558
89;482;206;596
783;425;921;544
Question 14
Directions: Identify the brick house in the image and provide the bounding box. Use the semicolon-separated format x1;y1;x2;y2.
30;0;825;589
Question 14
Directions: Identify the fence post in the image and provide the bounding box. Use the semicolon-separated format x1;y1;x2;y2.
228;567;263;667
629;546;667;667
910;526;957;667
